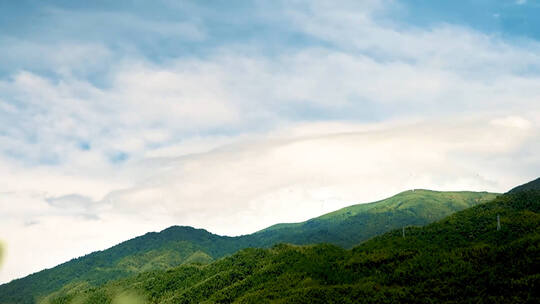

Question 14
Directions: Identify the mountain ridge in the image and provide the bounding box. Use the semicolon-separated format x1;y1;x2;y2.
36;179;540;304
253;189;497;247
0;189;498;304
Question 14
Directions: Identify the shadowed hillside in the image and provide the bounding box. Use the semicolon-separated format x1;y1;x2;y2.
509;177;540;193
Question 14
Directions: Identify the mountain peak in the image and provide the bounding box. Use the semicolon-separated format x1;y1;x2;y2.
161;225;205;233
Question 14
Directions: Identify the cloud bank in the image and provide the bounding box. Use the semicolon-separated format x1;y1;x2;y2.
0;0;538;284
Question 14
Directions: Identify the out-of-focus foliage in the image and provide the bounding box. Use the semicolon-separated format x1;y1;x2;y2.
37;187;540;304
0;190;498;303
0;240;4;270
111;292;145;304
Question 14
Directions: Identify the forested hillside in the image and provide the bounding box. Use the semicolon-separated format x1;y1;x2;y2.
0;190;496;303
509;177;540;193
40;184;539;304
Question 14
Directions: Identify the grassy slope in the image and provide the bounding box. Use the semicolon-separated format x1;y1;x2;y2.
0;190;497;304
43;188;539;304
255;190;497;248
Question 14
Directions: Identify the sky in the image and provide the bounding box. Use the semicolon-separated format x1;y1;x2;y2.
0;0;539;284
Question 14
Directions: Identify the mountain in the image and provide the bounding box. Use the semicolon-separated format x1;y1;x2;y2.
40;180;539;304
0;190;497;304
509;177;540;193
251;190;497;248
0;227;245;304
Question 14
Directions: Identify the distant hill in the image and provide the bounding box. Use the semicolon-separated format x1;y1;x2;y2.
40;181;539;304
0;190;497;304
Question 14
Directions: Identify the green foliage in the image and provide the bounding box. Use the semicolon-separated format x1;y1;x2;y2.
0;190;499;303
182;251;214;265
36;189;540;303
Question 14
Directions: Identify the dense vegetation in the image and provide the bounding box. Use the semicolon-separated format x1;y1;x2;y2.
0;190;497;303
38;186;540;304
509;177;540;193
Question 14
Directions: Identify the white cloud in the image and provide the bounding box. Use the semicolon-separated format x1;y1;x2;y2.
0;0;539;285
0;38;113;76
1;118;538;284
491;115;533;129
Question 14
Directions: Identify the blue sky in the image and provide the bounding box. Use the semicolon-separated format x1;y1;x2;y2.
0;0;539;284
2;0;539;80
400;0;540;38
1;0;539;166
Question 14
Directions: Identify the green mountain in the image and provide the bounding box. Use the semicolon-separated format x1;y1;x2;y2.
252;190;496;248
0;190;497;304
509;177;540;193
39;181;539;304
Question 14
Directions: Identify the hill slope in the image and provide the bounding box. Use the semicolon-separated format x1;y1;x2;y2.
509;177;540;193
253;190;496;248
0;190;497;304
41;184;539;304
